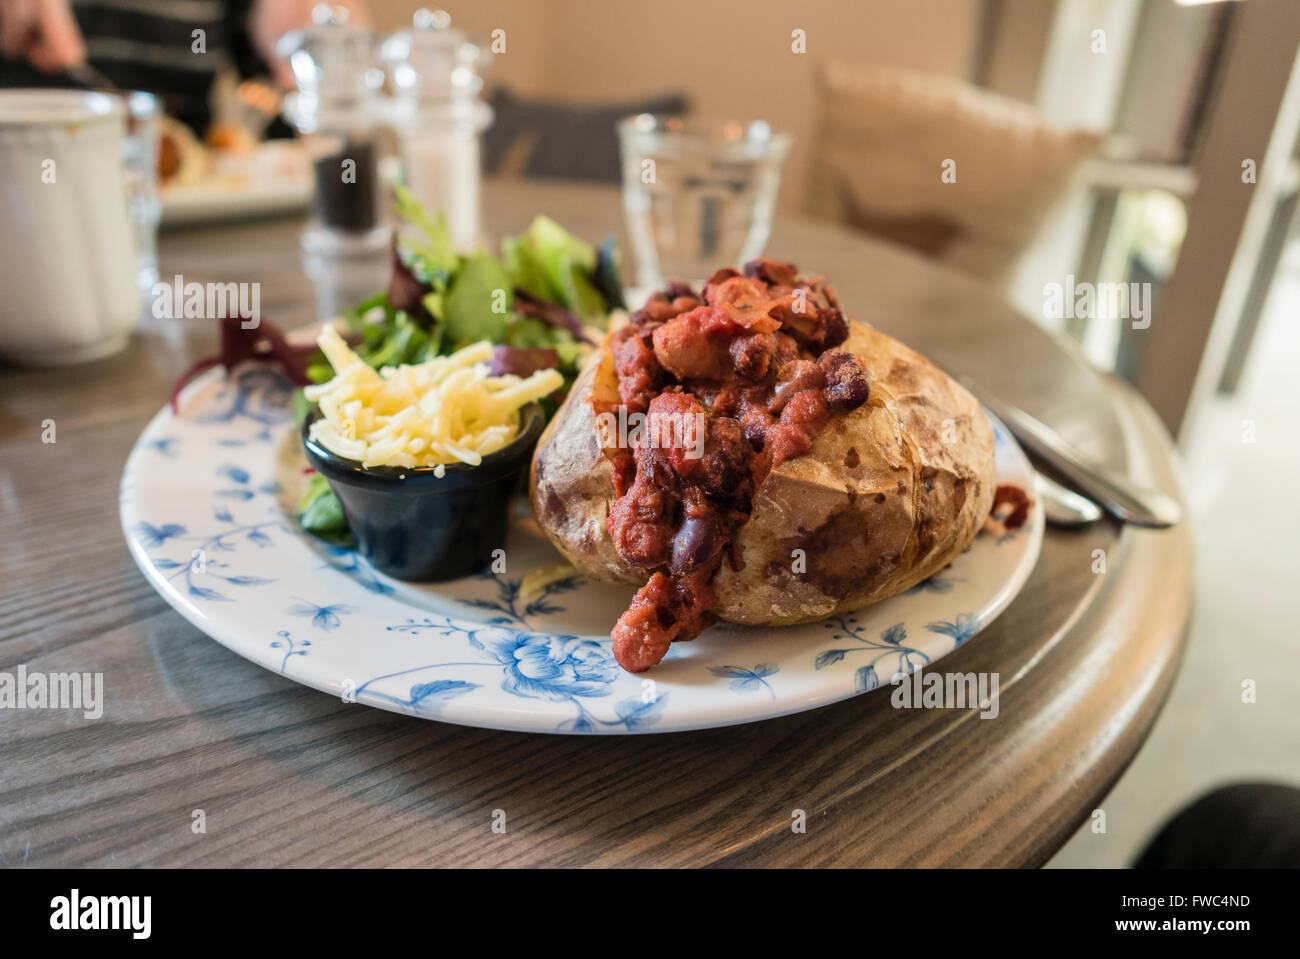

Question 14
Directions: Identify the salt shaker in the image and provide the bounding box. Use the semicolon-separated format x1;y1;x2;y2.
280;3;388;255
380;8;492;251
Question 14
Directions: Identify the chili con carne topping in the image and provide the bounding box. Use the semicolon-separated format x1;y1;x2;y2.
605;258;871;672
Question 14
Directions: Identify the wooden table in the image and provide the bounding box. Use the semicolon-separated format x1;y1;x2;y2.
0;180;1193;867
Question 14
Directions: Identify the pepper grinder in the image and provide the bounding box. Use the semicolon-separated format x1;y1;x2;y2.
380;7;492;251
280;3;388;256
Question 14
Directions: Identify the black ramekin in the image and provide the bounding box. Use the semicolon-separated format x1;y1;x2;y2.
301;404;545;582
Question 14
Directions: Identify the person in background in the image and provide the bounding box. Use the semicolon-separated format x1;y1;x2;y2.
1134;782;1300;869
0;0;370;134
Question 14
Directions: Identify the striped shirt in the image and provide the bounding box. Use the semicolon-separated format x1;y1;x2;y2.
1;0;259;132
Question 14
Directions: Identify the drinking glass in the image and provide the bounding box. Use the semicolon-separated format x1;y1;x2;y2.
122;91;161;292
617;114;790;291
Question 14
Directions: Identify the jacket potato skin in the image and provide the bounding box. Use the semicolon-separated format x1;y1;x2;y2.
529;320;996;625
530;351;643;589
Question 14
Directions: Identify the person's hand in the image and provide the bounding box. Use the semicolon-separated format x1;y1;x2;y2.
249;0;372;89
0;0;85;72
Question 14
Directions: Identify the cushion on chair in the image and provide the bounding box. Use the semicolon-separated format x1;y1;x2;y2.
810;63;1101;286
484;88;689;183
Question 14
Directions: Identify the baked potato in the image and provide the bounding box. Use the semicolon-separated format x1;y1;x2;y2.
530;259;997;671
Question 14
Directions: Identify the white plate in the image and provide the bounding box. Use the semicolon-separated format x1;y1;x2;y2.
120;365;1043;734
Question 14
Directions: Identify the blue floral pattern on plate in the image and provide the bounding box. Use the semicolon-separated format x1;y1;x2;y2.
119;365;1043;734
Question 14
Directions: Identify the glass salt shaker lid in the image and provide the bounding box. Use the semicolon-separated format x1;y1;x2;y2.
279;3;384;134
380;8;492;109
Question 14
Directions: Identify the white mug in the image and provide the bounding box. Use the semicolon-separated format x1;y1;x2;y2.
0;90;140;365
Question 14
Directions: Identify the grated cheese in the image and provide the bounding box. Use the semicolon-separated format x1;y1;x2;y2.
305;326;562;470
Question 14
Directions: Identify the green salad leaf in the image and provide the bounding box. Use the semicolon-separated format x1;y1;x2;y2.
502;233;555;303
394;185;458;288
529;214;596;273
364;310;431;369
505;215;609;328
297;474;354;547
503;315;565;349
442;250;513;348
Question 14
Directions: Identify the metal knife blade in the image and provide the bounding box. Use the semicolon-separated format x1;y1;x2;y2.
966;380;1182;529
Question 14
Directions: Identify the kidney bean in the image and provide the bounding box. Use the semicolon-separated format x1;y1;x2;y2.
699;417;751;506
663;281;698;301
665;488;728;571
819;349;870;410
